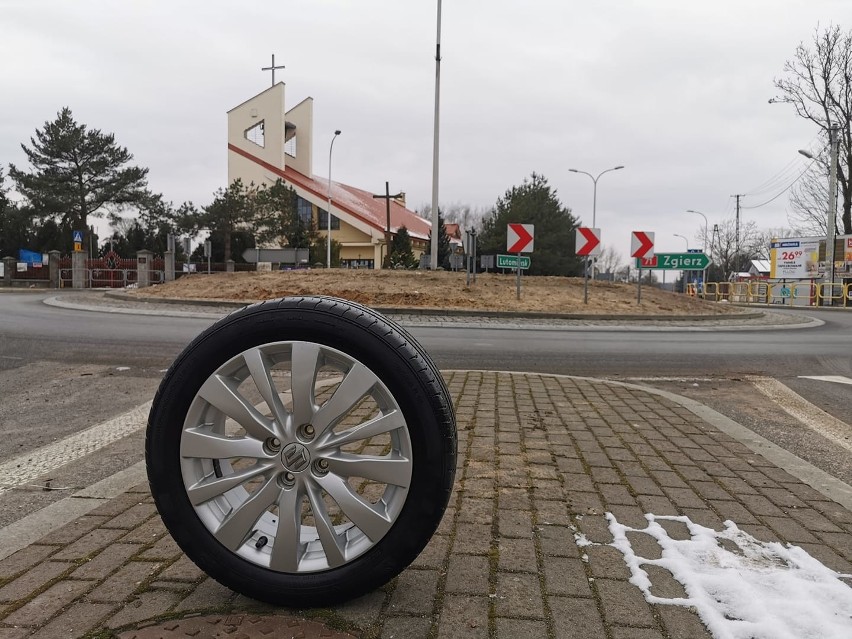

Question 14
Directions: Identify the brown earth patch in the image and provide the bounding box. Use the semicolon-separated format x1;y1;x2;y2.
131;270;742;316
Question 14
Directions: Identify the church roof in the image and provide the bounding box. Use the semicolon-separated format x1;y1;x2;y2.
228;143;432;240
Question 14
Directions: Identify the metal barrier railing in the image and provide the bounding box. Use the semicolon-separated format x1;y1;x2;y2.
671;280;852;307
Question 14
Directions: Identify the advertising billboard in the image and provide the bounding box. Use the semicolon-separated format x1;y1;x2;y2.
769;237;822;279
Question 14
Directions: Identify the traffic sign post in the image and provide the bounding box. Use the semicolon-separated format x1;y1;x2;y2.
576;227;602;305
507;224;534;300
631;232;655;304
496;255;530;269
634;253;709;270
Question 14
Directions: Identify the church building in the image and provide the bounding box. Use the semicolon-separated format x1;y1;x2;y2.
227;83;431;269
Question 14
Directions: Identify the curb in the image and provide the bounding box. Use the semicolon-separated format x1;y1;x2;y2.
103;290;765;322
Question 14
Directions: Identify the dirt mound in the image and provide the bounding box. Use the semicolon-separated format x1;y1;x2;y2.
132;270;740;316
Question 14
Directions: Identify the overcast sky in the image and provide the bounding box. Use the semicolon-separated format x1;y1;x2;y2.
0;1;843;262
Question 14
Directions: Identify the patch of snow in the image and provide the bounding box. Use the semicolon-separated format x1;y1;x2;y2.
599;512;852;639
573;532;592;547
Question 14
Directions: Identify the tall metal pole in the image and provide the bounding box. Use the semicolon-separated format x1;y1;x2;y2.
327;130;341;269
687;210;709;291
430;0;442;270
825;125;839;305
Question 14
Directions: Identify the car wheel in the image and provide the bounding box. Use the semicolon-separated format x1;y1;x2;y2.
146;296;457;606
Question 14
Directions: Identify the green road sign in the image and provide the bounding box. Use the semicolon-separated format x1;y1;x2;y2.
635;252;710;270
497;254;531;269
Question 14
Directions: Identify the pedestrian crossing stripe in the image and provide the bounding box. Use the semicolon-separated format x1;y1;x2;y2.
798;375;852;386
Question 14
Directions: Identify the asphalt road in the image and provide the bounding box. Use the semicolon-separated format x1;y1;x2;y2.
1;291;850;527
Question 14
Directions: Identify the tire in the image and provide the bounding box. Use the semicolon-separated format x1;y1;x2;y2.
146;296;457;606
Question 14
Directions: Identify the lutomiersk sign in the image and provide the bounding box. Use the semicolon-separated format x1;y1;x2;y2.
497;254;531;269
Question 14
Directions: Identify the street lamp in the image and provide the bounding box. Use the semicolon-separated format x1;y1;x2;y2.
568;165;624;284
799;128;840;305
674;234;689;293
686;209;709;288
327;130;341;269
567;165;625;228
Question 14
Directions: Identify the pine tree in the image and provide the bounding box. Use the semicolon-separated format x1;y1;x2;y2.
389;226;417;269
9;108;150;234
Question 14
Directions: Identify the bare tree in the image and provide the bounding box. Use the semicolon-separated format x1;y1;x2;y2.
708;217;765;278
773;25;852;235
788;154;832;235
595;245;624;276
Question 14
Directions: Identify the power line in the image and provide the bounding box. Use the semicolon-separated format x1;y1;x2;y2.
741;164;812;209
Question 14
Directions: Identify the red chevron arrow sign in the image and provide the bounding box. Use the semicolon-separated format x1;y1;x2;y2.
575;227;601;257
631;231;655;259
507;224;534;253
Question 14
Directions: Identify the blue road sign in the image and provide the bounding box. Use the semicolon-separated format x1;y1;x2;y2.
73;230;83;243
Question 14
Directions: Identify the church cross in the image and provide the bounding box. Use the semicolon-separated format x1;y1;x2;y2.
262;54;285;86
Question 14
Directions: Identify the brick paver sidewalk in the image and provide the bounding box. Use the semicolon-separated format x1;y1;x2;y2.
1;372;851;638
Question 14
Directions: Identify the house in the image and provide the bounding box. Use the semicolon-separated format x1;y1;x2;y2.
227;83;431;268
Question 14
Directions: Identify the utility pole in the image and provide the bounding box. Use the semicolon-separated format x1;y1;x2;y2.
430;0;442;270
373;182;404;268
825;125;840;305
731;194;744;276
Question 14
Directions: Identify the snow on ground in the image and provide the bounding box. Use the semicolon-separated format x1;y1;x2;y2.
588;512;852;639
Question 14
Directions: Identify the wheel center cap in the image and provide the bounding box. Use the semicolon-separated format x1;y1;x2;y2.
281;442;311;472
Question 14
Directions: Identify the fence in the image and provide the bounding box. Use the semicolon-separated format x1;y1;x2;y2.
687;280;852;307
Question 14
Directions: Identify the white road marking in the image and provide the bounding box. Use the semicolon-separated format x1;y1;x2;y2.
0;401;151;493
798;375;852;386
750;376;852;454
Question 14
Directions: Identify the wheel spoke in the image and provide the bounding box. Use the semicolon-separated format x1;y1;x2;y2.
316;474;392;541
290;342;320;426
321;410;404;448
213;477;281;551
326;453;411;488
243;348;290;438
187;463;274;505
181;428;267;460
313;363;379;435
305;481;346;567
269;486;303;572
198;374;276;440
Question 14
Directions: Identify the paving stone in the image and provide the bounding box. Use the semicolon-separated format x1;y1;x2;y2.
497;510;534;539
381;615;433;639
497;538;537;573
662;487;706;509
565;491;605;515
331;588;387;630
412;533;450;569
543;557;592;597
535;499;571;525
3;579;94;627
0;562;72;604
105;590;184;628
456;498;494;525
708;500;760;526
611;628;666;639
656;519;692;541
87;561;162;602
761;516;820;543
538;526;579;558
549;596;606;639
53;528;125;561
494;572;544;618
0;545;58;581
87;493;145;518
156;555;205;582
0;626;31;639
72;543;141;580
495;617;548;639
627;476;664;496
585;545;631;579
118;516;169;545
637;495;679;516
32;515;109;546
625;531;663;560
599;484;638;507
657;605;713;638
436;595;489;639
28;602;115;639
445;554;489;594
388;569;439;615
102;503;158;529
787;508;844;533
452;524;492;555
498;487;532;510
589;467;621;485
576;516;614;544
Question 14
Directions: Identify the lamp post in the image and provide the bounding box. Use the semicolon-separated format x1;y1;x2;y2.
326;130;341;269
569;165;624;281
686;209;709;289
674;234;688;293
799;128;839;305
